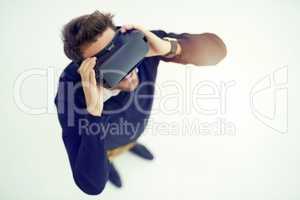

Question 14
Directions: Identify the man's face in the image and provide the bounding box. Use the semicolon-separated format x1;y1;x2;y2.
80;27;139;92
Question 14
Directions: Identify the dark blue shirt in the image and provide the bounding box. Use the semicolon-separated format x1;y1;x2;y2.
54;29;175;195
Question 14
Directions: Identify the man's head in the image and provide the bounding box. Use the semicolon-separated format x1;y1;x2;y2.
62;10;139;91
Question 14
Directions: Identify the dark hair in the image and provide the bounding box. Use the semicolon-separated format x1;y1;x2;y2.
62;10;116;61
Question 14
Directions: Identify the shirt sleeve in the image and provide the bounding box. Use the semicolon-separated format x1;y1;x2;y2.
54;75;110;195
150;29;227;66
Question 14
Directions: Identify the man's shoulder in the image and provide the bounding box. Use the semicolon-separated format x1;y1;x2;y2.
59;61;81;82
54;61;84;107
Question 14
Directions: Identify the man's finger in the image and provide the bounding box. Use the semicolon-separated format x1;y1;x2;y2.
120;24;136;33
129;24;160;43
87;60;97;86
77;58;90;73
82;57;96;75
79;58;93;75
90;70;97;86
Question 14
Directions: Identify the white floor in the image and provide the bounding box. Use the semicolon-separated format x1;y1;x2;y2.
1;0;299;199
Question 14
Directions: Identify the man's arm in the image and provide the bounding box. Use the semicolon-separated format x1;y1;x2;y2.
54;74;109;195
118;25;226;66
152;30;227;66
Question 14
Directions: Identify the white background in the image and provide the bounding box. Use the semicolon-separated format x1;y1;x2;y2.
0;0;299;199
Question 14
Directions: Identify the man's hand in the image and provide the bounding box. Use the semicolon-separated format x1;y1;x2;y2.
120;24;181;57
77;57;104;116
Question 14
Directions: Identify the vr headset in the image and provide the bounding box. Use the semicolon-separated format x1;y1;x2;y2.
89;28;149;88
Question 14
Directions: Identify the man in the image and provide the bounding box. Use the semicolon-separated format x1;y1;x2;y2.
54;10;226;195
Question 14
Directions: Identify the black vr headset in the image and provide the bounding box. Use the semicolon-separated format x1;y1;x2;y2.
86;28;149;88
